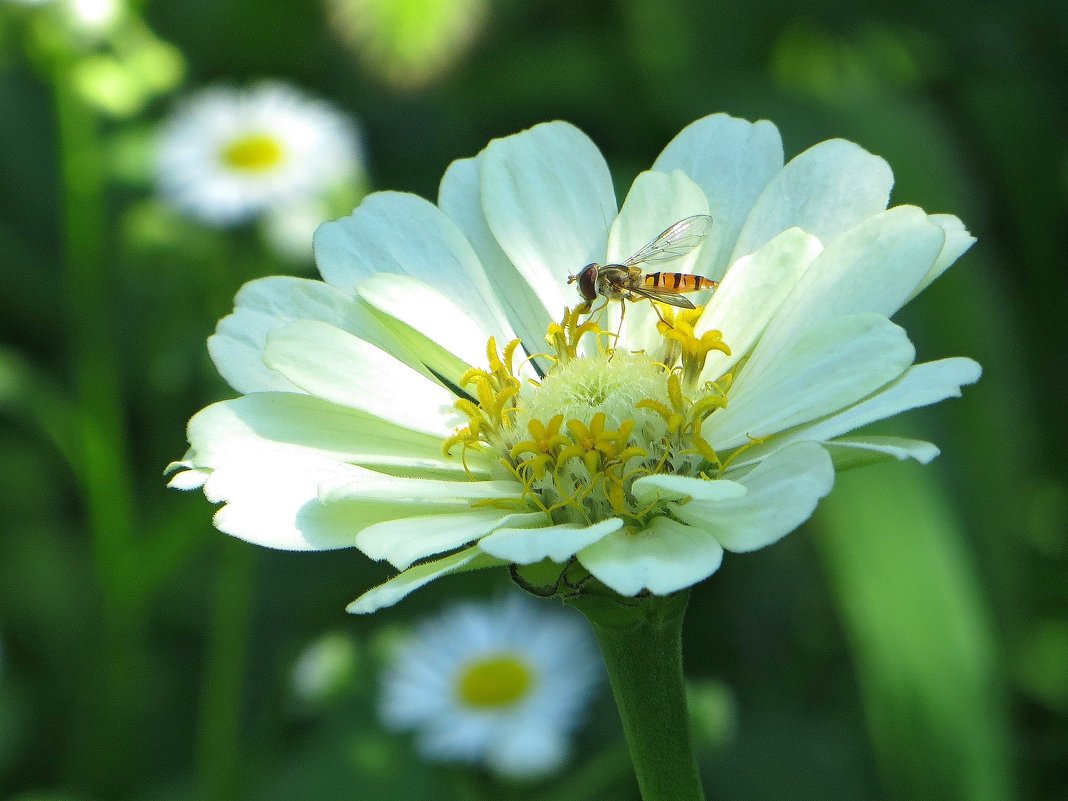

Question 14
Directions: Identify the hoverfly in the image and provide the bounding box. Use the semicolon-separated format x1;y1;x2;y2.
567;214;717;322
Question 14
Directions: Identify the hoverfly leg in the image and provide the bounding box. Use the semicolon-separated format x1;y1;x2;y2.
608;300;627;360
649;302;673;329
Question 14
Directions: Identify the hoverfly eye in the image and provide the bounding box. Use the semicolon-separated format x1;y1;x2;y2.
576;264;599;302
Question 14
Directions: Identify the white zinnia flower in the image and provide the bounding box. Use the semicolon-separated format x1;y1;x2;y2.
379;596;601;777
168;114;981;613
155;82;362;226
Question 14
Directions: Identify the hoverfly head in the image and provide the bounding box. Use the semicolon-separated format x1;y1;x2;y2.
569;263;600;304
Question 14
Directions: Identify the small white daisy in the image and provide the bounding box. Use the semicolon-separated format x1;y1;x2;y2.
380;596;601;778
155;82;363;226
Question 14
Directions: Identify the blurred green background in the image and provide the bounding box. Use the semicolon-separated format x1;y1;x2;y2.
1;0;1065;799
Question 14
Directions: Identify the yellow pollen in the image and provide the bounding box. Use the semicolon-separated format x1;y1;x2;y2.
220;133;286;171
456;654;534;709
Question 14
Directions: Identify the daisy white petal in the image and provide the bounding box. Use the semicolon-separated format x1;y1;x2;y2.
488;728;569;779
730;138;893;261
669;441;835;552
705;313;916;450
478;518;624;565
651;112;784;278
577;516;725;596
481;121;617;320
262;320;457;438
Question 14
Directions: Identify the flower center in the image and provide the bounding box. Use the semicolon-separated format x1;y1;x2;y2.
444;308;733;527
456;654;534;709
515;352;668;445
220;133;286;172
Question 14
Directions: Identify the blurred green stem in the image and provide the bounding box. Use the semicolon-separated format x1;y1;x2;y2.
197;537;256;801
570;591;705;801
52;54;144;794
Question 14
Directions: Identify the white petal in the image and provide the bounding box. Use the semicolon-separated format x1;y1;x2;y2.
746;206;945;375
478;518;623;565
439;155;552;357
182;394;497;551
319;472;522;505
356;509;544;570
347;547;504;614
731;138;894;262
356;273;496;386
166;466;209;490
604;169;710;353
824;435;941;469
207;276;431;393
671;441;834;552
312;191;515;340
488;729;568;778
908;214;976;300
696;227;824;382
577;516;724;596
187;393;479;477
631;473;746;504
202;454;371;550
706;313;915;450
262;320;457;438
729;357;981;467
481;121;617;322
607;170;711;264
651;113;784;278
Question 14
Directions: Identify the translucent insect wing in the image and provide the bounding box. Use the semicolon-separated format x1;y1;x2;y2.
623;214;714;267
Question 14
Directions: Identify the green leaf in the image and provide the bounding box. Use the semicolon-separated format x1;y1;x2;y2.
814;462;1016;801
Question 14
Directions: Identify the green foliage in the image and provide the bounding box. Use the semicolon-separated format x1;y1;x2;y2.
0;0;1065;799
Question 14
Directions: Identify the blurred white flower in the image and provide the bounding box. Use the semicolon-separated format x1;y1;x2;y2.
155;83;362;226
291;631;360;704
261;198;331;263
380;596;601;778
65;0;120;31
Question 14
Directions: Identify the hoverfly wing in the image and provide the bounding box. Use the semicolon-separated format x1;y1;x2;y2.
625;285;698;309
623;214;714;268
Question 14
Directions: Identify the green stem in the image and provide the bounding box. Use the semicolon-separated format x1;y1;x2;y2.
196;537;257;801
51;53;144;796
570;591;705;801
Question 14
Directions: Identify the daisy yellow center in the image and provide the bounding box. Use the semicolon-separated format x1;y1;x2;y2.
220;133;286;172
456;654;534;708
445;307;735;528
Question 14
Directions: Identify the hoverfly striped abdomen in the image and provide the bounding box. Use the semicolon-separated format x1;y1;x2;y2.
641;272;718;293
